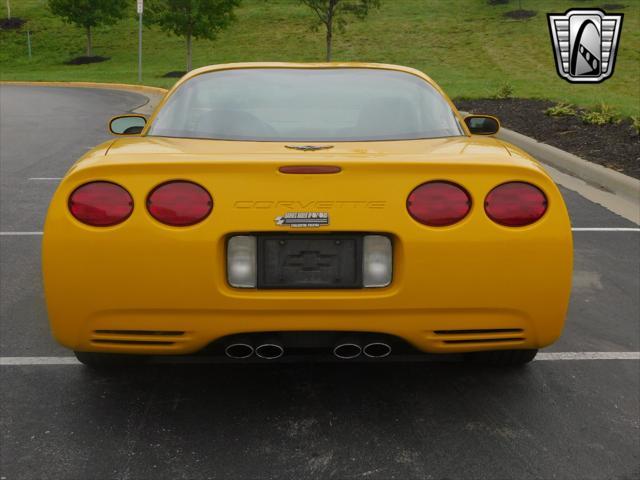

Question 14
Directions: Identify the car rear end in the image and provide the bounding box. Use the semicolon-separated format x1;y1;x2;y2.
42;138;572;361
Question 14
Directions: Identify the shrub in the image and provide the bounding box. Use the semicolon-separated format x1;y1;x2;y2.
545;102;576;117
580;103;620;125
631;116;640;135
492;83;514;100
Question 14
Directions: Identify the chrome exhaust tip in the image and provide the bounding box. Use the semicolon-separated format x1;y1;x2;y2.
255;343;284;360
225;343;254;359
363;342;392;358
333;343;362;360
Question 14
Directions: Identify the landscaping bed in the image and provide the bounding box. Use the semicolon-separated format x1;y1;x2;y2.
0;18;26;30
456;98;640;179
64;56;110;65
162;71;187;78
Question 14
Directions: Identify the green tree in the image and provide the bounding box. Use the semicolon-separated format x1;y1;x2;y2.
300;0;381;61
48;0;128;57
146;0;240;72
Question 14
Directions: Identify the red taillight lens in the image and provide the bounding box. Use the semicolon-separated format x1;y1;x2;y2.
407;181;471;226
485;182;547;227
69;181;133;226
147;181;213;226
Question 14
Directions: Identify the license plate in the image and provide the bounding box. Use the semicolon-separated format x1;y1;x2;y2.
257;235;363;289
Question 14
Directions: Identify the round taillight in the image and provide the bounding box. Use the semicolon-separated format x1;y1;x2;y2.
407;181;471;226
147;181;213;226
485;182;547;227
69;181;133;226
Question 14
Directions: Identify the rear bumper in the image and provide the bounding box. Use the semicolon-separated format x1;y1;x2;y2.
42;163;573;356
44;230;573;354
44;222;572;355
71;307;550;355
44;225;572;355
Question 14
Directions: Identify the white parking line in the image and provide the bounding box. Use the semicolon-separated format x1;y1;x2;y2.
1;357;80;365
536;352;640;360
1;352;638;365
572;228;640;232
28;177;62;181
1;228;638;236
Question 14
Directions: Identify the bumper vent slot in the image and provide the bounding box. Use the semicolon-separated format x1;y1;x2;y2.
441;337;525;345
94;330;185;336
91;330;187;347
432;328;525;345
92;339;174;346
434;328;523;335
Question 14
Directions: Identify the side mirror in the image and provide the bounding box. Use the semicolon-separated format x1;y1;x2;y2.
464;115;500;135
109;115;147;135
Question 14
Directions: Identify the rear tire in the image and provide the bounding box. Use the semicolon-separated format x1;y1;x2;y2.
74;351;147;369
466;349;538;366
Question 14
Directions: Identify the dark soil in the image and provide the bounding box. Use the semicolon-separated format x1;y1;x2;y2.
0;17;26;30
64;56;110;65
487;0;509;5
601;4;626;10
504;10;537;19
163;71;187;78
456;98;640;179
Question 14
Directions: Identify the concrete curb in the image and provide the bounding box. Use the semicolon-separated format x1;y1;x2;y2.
0;81;167;97
0;81;167;115
498;127;640;204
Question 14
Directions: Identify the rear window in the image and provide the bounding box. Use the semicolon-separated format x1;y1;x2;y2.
148;68;463;142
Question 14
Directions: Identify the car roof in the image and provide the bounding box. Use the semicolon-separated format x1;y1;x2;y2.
172;62;443;94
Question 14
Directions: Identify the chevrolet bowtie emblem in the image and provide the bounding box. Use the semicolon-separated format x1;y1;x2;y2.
285;145;335;151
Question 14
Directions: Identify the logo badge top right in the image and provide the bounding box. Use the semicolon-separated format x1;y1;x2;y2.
548;9;623;83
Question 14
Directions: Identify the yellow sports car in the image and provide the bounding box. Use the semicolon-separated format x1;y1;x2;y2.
42;63;573;368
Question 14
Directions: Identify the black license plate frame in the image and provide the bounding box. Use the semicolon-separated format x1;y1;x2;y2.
257;234;363;289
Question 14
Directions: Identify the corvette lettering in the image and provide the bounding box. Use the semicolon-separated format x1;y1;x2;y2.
234;200;386;209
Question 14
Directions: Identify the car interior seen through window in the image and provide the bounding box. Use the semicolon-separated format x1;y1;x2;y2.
148;68;463;142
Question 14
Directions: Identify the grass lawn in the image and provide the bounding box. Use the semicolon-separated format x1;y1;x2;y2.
1;0;639;117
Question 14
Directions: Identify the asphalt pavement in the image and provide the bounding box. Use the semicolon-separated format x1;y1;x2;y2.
0;86;638;480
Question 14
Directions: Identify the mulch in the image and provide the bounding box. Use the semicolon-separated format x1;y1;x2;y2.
455;98;640;179
0;17;26;30
163;71;187;78
504;10;537;19
64;56;110;65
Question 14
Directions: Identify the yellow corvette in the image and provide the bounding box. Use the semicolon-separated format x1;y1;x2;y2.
42;63;573;368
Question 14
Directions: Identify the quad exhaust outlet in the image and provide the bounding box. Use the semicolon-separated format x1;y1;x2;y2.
225;339;392;360
225;343;254;359
333;343;363;359
363;342;392;358
255;343;284;360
